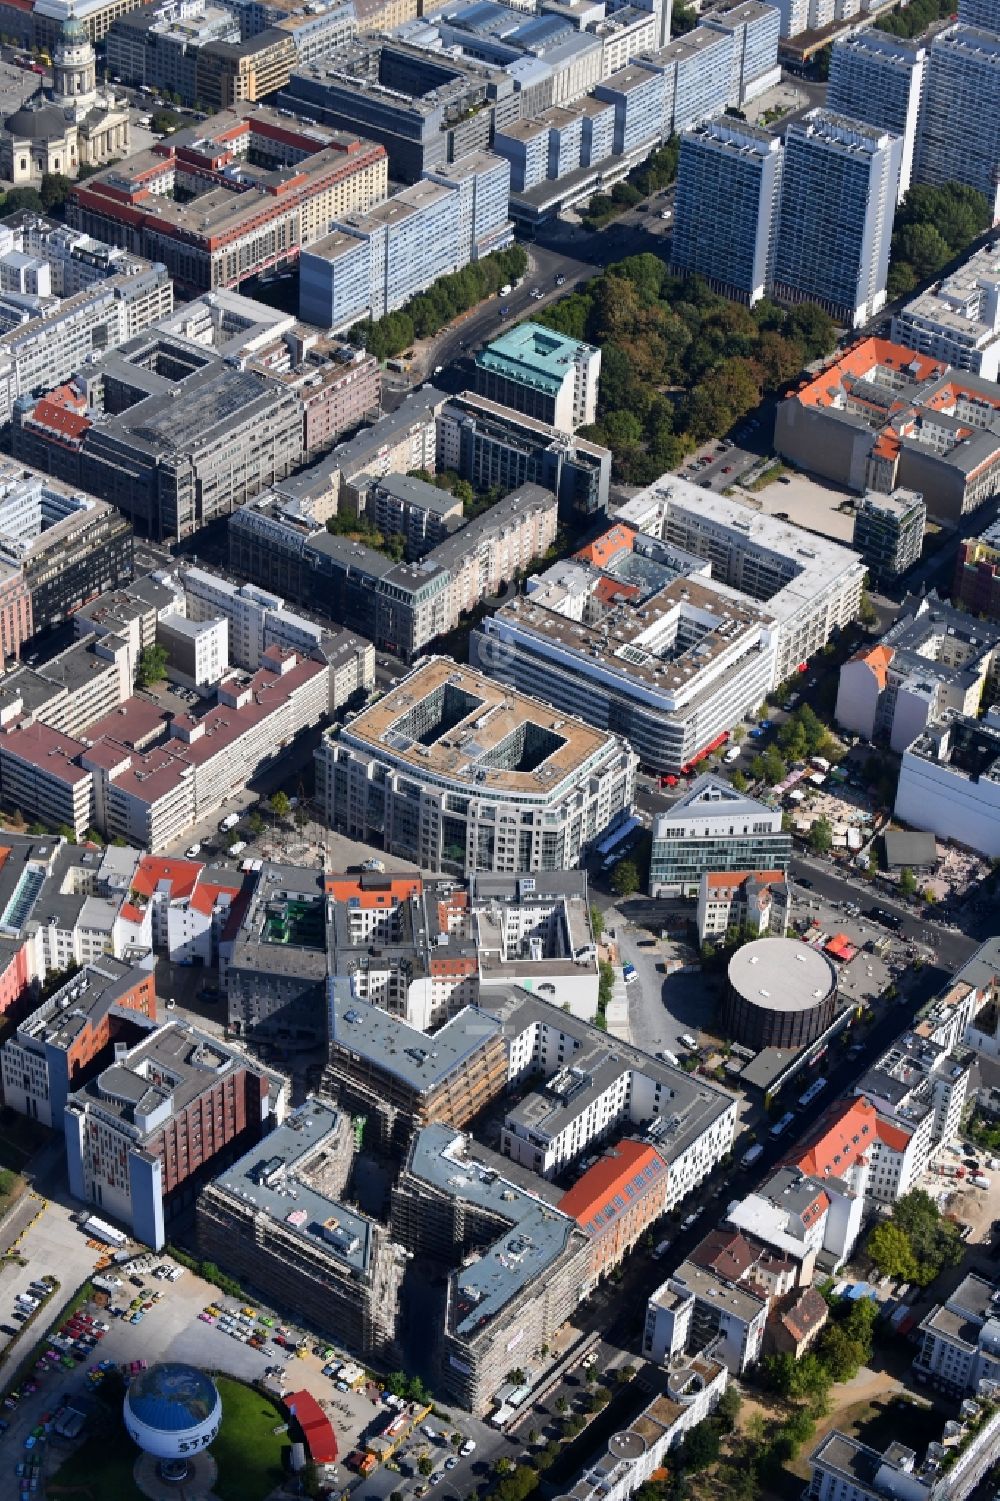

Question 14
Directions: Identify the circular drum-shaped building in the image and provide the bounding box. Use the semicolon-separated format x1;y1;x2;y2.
124;1363;221;1462
722;938;837;1051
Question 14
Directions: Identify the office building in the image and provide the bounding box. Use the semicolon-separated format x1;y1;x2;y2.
316;655;637;874
32;0;153;49
231;479;557;659
827;31;926;201
225;864;331;1046
953;517;1000;620
775;338;1000;525
1;959;156;1128
835;593;1000;751
107;6;296;108
671;116;782;306
278;37;509;183
437;390;611;519
0;462;133;640
557;1141;670;1288
895;712;1000;858
13;333;305;544
914;1273;1000;1395
617;479;866;685
75;573;182;683
852;488;926;583
68;106;388;299
0;223;172;429
696;869;789;944
299;154;512;332
773;110;901;328
915;25;1000;220
64;1019;283;1249
650;775;790;897
391;1123;591;1412
156;614;229;694
472;523;777;775
891;243;1000;382
474;321;601;432
196;1098;402;1355
806;1407;1000;1501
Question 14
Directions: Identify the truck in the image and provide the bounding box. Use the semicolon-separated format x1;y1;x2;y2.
82;1214;127;1247
741;1143;764;1168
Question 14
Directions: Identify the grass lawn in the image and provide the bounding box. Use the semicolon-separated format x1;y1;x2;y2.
49;1375;287;1501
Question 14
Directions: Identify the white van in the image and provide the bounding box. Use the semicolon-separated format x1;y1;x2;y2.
680;1033;698;1051
723;745;741;764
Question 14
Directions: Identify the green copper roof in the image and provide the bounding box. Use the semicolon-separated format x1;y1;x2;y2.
475;320;596;398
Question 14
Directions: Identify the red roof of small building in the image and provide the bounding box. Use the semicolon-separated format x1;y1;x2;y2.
285;1390;337;1464
557;1140;667;1234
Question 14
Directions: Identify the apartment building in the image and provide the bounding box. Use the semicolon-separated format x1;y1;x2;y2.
108;6;295;108
914;1273;1000;1395
225;863;330;1047
895;712;1000;857
891;244;1000;382
806;1407;1000;1501
835;595;1000;753
156;614;229;693
696;869;790;944
772;110;901;328
391;1123;591;1413
492;986;737;1199
0;958;156;1128
118;855;244;971
671;116;782;307
324;990;510;1150
728;1163;863;1281
14;333;305;544
436;391;611;520
852;489;926;583
472;520;777;775
364;475;463;557
32;0;150;47
557;1141;670;1289
617;479;866;686
299;154;512;332
316;656;637;874
775;338;1000;526
644;1258;768;1374
75;574;183;684
855;1030;973;1205
954;518;1000;620
827;31;926;201
196;1098;403;1355
650;776;791;898
643;27;735;137
64;1019;282;1249
915;25;1000;219
474;321;601;433
68;107;388;299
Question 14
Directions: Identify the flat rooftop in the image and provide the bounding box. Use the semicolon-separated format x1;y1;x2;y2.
728;938;837;1011
329;986;503;1091
406;1123;581;1336
336;654;619;794
212;1098;375;1275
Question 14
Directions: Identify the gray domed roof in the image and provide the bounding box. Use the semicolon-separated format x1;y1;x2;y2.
126;1364;220;1432
5;102;68;140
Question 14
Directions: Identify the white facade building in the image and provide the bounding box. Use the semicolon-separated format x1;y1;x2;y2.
895;713;1000;858
892;244;1000;382
827;30;926;201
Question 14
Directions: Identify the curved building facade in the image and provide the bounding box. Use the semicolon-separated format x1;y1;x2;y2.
722;938;837;1051
123;1363;221;1461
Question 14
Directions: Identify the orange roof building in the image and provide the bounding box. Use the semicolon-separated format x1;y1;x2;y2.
558;1140;669;1284
776;337;1000;526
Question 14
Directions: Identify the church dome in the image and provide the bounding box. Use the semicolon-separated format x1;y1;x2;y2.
60;8;88;44
5;102;68;140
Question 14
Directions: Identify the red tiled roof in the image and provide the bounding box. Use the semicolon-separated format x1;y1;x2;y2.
780;1286;828;1344
790;1096;877;1180
324;875;423;905
131;856;203;904
189;875;242;917
557;1140;667;1233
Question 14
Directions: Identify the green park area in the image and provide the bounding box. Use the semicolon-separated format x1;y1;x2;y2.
50;1376;287;1501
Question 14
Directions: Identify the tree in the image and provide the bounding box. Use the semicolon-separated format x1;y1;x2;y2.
808;818;833;854
858;590;879;627
681;1421;721;1471
898;866;917;897
555;1395;568;1414
136;644;168;688
40;172;71;212
730;769;747;792
248;810;265;837
761;746;786;786
269;790;291;822
610;858;640;897
590;903;604;941
417;1455;434;1477
867;1220;918;1282
817;1324;865;1383
715;1384;742;1433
